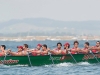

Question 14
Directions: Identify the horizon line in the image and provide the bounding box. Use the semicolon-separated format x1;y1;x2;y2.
0;17;100;23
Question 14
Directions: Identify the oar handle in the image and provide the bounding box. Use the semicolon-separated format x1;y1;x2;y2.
89;50;92;53
48;50;52;55
89;49;94;53
67;49;71;51
27;52;32;67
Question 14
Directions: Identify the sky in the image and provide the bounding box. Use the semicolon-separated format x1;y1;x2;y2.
0;0;100;22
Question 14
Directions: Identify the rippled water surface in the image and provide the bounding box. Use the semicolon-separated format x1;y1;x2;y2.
0;62;100;75
0;40;99;75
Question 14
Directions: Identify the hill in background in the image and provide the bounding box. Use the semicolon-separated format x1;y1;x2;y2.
0;18;100;36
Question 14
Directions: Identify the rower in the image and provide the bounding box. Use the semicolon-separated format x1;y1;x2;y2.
70;41;80;54
40;44;48;55
50;42;62;55
30;44;42;56
91;41;100;53
61;42;70;55
22;44;29;55
0;45;7;56
9;46;24;56
79;42;89;54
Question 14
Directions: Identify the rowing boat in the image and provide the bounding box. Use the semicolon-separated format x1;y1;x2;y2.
0;53;100;66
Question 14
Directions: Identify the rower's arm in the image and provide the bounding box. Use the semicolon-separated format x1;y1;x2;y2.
54;50;62;55
78;48;81;51
97;47;100;51
50;50;56;55
82;49;89;53
78;49;83;52
71;49;78;52
10;52;23;56
9;52;19;56
91;47;100;50
27;50;33;52
41;51;48;55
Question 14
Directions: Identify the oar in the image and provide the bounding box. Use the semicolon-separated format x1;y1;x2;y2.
89;50;100;63
2;53;7;64
68;50;77;63
27;52;32;67
2;49;15;65
48;51;54;65
2;50;10;64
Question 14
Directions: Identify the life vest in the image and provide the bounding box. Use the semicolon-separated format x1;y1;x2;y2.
54;48;61;52
16;52;20;54
82;47;88;54
61;51;66;55
31;49;40;56
34;49;37;51
61;49;67;55
41;52;45;56
71;48;77;54
34;48;39;51
0;51;5;56
41;52;47;56
0;53;3;56
92;46;98;53
31;52;37;56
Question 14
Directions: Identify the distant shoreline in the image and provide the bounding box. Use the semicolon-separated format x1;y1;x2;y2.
0;36;100;41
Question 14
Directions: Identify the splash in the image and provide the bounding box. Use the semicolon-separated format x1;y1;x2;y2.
0;64;28;68
44;62;92;67
44;62;74;67
77;62;91;66
56;62;74;67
